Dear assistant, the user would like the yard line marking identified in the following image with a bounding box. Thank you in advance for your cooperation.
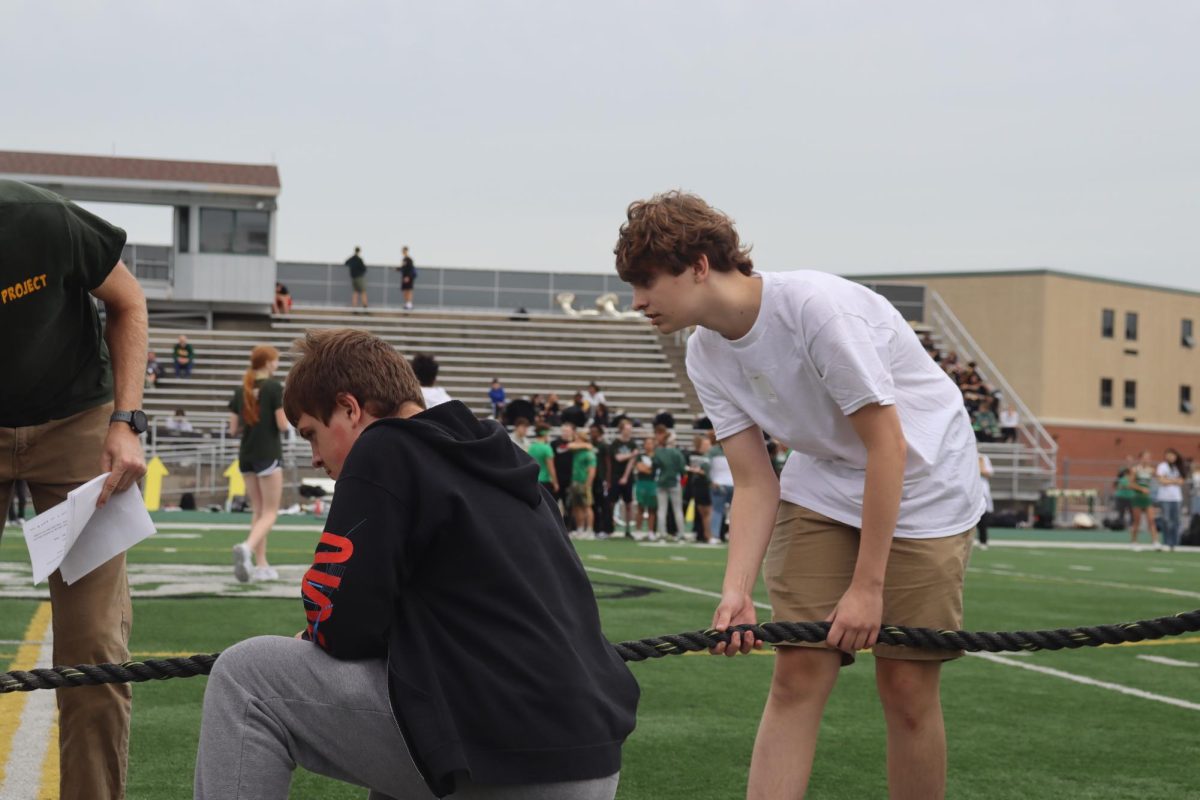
[1148,567,1175,574]
[1137,655,1199,668]
[1068,565,1094,572]
[972,653,1200,712]
[0,602,56,799]
[585,554,608,560]
[584,566,772,611]
[968,567,1200,600]
[669,556,688,562]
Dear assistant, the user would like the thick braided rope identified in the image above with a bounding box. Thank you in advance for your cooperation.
[3,610,1198,692]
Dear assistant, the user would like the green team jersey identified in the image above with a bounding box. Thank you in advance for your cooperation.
[572,448,597,485]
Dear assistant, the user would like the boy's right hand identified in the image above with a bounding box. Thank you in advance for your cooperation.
[710,590,762,657]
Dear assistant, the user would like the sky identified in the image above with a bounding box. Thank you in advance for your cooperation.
[5,1,1199,289]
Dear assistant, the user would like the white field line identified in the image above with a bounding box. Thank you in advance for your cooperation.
[972,653,1200,712]
[968,567,1200,601]
[1137,655,1199,668]
[987,541,1200,554]
[589,565,1200,713]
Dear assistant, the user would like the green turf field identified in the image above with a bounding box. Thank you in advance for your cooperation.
[2,517,1199,799]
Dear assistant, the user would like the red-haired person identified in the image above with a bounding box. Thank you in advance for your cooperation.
[615,191,982,799]
[228,345,288,581]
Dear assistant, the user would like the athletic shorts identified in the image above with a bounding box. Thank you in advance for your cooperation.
[401,275,415,290]
[609,480,633,504]
[567,482,593,510]
[1132,493,1153,509]
[351,276,366,293]
[764,502,973,666]
[635,481,657,511]
[240,458,281,477]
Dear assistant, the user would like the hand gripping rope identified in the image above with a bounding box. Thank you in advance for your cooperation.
[3,609,1199,693]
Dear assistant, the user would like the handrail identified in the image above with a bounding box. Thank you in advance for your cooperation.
[925,289,1057,477]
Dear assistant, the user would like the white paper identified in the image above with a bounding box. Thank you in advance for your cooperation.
[22,472,156,585]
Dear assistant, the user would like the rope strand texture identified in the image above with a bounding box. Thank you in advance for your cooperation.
[3,610,1197,693]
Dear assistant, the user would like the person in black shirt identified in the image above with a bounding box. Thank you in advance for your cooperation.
[195,329,637,799]
[398,245,417,310]
[346,246,368,308]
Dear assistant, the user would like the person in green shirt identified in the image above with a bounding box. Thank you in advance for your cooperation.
[228,345,288,582]
[173,333,196,378]
[1113,468,1135,531]
[567,428,597,536]
[527,424,559,498]
[652,425,688,541]
[633,438,658,538]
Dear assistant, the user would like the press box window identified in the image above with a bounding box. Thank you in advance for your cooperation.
[1100,378,1113,408]
[1125,312,1138,342]
[1124,380,1137,410]
[1101,309,1114,338]
[199,208,270,255]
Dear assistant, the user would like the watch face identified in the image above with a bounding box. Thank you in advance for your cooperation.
[131,410,149,434]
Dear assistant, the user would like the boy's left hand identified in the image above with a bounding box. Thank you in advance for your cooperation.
[825,585,882,654]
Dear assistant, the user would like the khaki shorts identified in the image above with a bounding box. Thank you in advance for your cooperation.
[567,482,593,510]
[764,502,973,665]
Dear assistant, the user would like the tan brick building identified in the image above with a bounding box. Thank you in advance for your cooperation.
[849,270,1200,488]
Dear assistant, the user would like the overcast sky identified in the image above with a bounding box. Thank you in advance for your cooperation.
[6,1,1199,289]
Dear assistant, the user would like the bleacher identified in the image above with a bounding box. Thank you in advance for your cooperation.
[144,307,696,432]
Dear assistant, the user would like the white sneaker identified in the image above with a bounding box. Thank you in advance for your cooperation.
[978,542,989,550]
[232,544,253,583]
[253,566,280,582]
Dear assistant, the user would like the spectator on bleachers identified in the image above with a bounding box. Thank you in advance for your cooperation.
[972,396,1001,443]
[543,393,562,425]
[530,393,546,421]
[398,246,417,310]
[410,353,452,408]
[165,408,194,435]
[561,393,588,427]
[999,403,1019,444]
[145,350,164,389]
[488,378,506,418]
[592,402,612,429]
[345,246,368,308]
[509,417,531,451]
[272,282,292,315]
[173,334,195,378]
[583,382,607,409]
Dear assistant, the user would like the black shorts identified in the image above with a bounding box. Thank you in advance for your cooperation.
[691,479,712,506]
[401,275,415,290]
[240,458,281,477]
[608,481,633,504]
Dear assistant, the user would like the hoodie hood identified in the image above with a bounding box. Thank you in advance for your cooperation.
[364,400,542,508]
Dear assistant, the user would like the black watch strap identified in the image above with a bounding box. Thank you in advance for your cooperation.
[110,410,148,434]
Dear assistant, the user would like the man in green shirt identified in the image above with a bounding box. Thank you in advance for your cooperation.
[567,428,597,537]
[0,179,149,799]
[652,425,688,542]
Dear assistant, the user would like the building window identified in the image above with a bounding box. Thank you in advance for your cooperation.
[199,208,270,255]
[1101,309,1114,338]
[1100,378,1112,408]
[1124,380,1137,409]
[1184,319,1195,348]
[177,207,190,253]
[1124,312,1138,341]
[1183,385,1194,415]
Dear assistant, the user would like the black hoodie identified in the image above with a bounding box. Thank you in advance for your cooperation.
[301,401,639,797]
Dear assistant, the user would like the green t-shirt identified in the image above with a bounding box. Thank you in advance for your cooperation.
[572,448,597,485]
[229,378,285,462]
[528,440,555,483]
[653,446,687,488]
[0,180,125,426]
[1114,475,1136,500]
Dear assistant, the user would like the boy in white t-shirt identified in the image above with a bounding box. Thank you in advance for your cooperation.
[614,191,983,799]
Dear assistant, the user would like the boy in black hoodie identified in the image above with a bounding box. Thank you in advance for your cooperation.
[194,329,638,800]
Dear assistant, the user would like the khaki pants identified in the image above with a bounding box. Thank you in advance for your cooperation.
[0,401,132,800]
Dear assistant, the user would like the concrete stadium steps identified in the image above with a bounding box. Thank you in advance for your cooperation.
[146,308,699,423]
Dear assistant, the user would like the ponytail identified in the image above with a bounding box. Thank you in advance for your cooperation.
[240,345,280,427]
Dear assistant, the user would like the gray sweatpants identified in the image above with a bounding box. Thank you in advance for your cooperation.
[194,636,620,799]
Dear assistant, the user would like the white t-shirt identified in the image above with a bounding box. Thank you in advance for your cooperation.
[686,270,984,539]
[421,386,453,408]
[1156,462,1183,502]
[979,454,994,514]
[999,408,1019,428]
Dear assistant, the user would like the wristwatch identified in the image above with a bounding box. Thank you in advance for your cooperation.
[110,410,149,434]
